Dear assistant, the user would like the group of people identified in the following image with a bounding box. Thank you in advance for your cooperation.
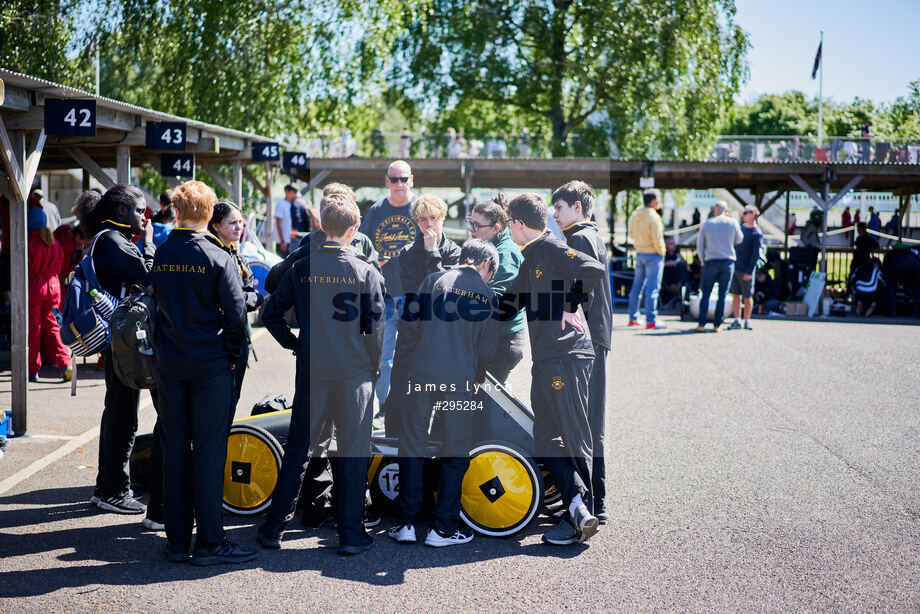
[74,159,612,563]
[254,163,612,555]
[627,190,764,332]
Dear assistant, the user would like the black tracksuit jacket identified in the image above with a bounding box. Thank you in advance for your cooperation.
[562,221,612,351]
[263,229,378,295]
[497,230,606,367]
[398,233,462,295]
[400,266,498,389]
[261,242,386,382]
[92,219,155,297]
[152,229,247,381]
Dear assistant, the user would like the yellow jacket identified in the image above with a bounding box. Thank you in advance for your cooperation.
[629,207,666,256]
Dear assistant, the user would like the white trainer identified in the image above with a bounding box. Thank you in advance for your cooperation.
[386,524,417,543]
[424,528,474,547]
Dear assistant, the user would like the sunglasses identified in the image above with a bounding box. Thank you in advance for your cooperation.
[388,176,410,184]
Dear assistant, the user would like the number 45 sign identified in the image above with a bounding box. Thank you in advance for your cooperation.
[161,153,195,178]
[44,99,96,137]
[252,142,280,162]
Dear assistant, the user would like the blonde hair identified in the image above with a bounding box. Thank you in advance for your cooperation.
[322,182,356,203]
[39,226,54,247]
[173,181,216,225]
[411,194,447,220]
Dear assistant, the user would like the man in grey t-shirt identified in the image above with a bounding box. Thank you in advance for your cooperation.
[695,201,743,332]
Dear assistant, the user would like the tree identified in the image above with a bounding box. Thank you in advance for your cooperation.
[0,1,92,86]
[390,0,749,157]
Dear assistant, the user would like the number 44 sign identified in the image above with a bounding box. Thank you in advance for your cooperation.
[146,121,186,151]
[161,153,195,178]
[44,99,96,137]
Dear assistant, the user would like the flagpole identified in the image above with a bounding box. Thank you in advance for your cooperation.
[817,31,823,148]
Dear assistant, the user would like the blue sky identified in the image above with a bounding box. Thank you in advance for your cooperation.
[734,0,919,104]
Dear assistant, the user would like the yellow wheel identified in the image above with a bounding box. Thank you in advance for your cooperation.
[223,424,283,515]
[460,441,543,537]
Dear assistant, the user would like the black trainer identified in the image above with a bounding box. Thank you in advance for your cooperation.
[257,525,281,550]
[191,539,258,566]
[364,509,381,528]
[96,495,146,515]
[338,534,374,556]
[164,545,190,563]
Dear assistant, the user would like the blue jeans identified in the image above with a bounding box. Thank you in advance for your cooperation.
[628,253,664,323]
[376,294,403,406]
[698,259,734,327]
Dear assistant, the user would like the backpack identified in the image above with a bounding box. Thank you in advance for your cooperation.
[110,285,158,389]
[60,231,119,356]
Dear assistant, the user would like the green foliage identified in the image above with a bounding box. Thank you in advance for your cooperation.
[725,84,920,138]
[391,0,749,158]
[0,1,92,86]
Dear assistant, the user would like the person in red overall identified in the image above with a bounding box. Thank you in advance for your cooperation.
[28,207,72,382]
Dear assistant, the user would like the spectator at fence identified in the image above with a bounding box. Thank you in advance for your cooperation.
[851,222,879,277]
[850,257,884,317]
[691,208,701,227]
[273,184,296,256]
[695,200,743,332]
[660,236,688,307]
[753,270,781,314]
[868,207,881,236]
[885,213,899,235]
[800,210,822,248]
[841,207,853,228]
[627,189,667,329]
[787,214,797,236]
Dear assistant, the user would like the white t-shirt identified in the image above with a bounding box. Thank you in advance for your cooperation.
[273,198,292,244]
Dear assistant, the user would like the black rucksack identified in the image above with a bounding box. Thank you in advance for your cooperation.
[110,286,158,389]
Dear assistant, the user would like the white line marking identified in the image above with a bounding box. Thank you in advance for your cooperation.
[0,397,153,497]
[0,331,273,498]
[28,434,76,441]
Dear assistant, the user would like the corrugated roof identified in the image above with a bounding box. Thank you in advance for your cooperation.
[0,67,274,142]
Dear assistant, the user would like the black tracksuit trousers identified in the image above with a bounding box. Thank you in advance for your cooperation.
[589,345,608,514]
[530,358,594,513]
[392,384,473,536]
[157,368,235,551]
[264,371,372,547]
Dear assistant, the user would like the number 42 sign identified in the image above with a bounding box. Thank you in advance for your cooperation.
[44,99,96,137]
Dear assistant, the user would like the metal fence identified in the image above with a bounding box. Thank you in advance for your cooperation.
[290,131,920,164]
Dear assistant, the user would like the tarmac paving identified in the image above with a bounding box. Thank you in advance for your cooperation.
[0,315,918,612]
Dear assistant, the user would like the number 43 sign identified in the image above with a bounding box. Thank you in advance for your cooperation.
[146,121,187,150]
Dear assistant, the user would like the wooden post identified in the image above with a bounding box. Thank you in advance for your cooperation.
[116,145,131,184]
[0,118,44,435]
[264,162,274,252]
[232,160,243,207]
[784,190,790,250]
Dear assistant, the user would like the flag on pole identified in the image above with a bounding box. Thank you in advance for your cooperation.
[811,41,822,79]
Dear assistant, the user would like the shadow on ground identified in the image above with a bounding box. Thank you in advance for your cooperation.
[0,486,584,596]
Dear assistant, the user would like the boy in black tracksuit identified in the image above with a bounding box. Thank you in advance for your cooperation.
[384,210,462,433]
[553,181,613,520]
[258,197,385,556]
[152,181,253,565]
[262,197,378,526]
[387,240,498,547]
[86,186,155,515]
[498,193,606,545]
